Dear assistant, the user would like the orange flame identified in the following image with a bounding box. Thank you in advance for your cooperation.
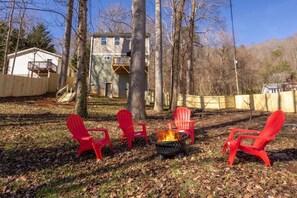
[156,130,181,142]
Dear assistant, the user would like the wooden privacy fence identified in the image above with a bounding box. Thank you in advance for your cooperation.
[0,73,76,97]
[176,91,297,113]
[0,73,48,97]
[148,90,297,113]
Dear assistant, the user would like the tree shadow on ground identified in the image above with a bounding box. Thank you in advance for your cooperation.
[0,113,69,127]
[0,113,120,127]
[1,147,158,197]
[227,148,297,166]
[0,143,83,177]
[193,113,267,143]
[0,136,155,178]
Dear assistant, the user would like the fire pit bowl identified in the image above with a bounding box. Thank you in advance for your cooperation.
[151,132,189,159]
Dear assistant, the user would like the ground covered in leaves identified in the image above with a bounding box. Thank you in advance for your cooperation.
[0,94,296,197]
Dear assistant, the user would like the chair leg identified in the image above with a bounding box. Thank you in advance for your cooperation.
[228,148,238,166]
[78,148,83,156]
[120,134,125,143]
[127,138,132,148]
[92,143,103,160]
[93,148,103,160]
[258,150,271,167]
[190,133,194,144]
[222,142,228,154]
[109,142,115,152]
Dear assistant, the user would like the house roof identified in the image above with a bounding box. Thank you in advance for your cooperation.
[92,32,150,38]
[7,47,62,59]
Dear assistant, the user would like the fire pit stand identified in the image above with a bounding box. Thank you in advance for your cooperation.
[151,132,189,159]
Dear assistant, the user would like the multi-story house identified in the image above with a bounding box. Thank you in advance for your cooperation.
[88,33,150,98]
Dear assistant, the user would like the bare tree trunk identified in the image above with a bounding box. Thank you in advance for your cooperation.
[186,0,196,94]
[11,1,26,75]
[59,0,74,89]
[128,0,146,119]
[75,0,88,118]
[153,0,163,112]
[170,0,185,111]
[2,0,16,74]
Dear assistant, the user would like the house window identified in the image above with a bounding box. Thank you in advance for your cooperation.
[115,36,120,45]
[101,36,107,45]
[103,56,111,62]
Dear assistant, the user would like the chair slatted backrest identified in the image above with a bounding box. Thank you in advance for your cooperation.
[174,107,191,129]
[116,109,135,134]
[253,110,285,149]
[66,114,90,140]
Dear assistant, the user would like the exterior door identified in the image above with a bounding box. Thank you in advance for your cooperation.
[119,74,129,98]
[105,83,112,98]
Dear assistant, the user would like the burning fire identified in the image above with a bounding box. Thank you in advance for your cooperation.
[156,130,181,142]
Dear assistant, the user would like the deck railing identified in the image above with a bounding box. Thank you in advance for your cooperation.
[112,57,130,65]
[28,61,58,73]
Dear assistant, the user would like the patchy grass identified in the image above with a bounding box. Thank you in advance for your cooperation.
[0,95,296,197]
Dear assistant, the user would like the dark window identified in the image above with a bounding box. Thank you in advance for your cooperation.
[115,37,120,45]
[101,36,107,45]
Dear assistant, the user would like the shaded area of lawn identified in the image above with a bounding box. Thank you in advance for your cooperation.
[0,95,296,197]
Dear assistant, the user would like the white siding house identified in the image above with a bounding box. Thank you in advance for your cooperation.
[7,47,62,78]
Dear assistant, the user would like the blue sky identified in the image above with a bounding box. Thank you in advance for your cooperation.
[226,0,297,46]
[96,0,297,46]
[34,0,297,47]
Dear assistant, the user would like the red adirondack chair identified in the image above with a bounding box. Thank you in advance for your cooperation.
[167,107,195,144]
[116,109,148,148]
[66,114,114,160]
[222,110,285,166]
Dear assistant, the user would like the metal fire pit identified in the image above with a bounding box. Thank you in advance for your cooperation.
[151,132,189,159]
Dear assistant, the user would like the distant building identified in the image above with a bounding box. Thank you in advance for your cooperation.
[261,83,297,94]
[261,84,282,94]
[89,33,150,98]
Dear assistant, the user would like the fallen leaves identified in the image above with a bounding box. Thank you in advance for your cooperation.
[0,95,296,197]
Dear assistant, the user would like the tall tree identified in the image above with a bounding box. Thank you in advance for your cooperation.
[75,0,88,118]
[186,0,196,94]
[128,0,146,119]
[154,0,163,112]
[59,0,74,89]
[170,0,186,110]
[11,0,27,75]
[27,23,55,53]
[2,0,16,74]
